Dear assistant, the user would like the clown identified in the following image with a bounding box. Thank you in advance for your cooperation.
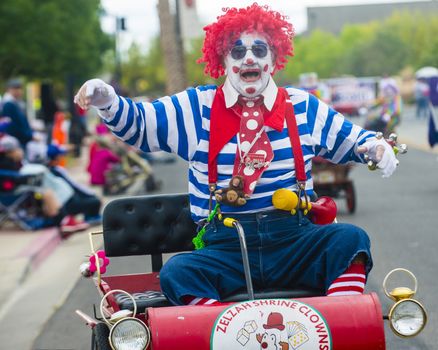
[365,77,402,137]
[75,4,399,306]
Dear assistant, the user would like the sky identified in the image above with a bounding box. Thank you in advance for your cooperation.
[101,0,425,52]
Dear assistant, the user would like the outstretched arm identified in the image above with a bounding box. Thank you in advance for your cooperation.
[74,79,210,161]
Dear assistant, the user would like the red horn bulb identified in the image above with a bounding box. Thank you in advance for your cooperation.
[310,196,337,225]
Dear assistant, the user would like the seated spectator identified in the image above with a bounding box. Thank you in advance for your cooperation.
[2,135,92,234]
[46,144,102,225]
[0,135,60,222]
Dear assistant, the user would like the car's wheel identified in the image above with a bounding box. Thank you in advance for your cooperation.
[345,182,356,214]
[92,322,111,350]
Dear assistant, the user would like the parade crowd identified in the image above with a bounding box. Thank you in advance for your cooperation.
[0,78,160,236]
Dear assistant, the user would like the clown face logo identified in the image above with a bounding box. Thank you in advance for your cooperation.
[224,32,274,98]
[211,299,332,350]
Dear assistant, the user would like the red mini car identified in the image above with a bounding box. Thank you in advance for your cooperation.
[76,193,426,350]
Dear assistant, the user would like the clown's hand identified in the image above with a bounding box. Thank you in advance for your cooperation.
[357,136,399,178]
[74,79,117,111]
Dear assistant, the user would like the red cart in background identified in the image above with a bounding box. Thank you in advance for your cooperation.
[312,157,356,214]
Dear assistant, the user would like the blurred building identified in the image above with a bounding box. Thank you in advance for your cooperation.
[306,0,438,35]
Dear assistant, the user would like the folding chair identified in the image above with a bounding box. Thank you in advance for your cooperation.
[0,170,45,230]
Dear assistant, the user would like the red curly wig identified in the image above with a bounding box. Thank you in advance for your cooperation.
[198,3,295,79]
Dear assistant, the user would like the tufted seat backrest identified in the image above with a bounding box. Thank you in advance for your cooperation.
[102,193,196,271]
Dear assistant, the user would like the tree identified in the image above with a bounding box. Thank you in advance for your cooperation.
[185,38,216,87]
[0,0,112,83]
[120,40,167,97]
[282,30,345,82]
[278,11,438,81]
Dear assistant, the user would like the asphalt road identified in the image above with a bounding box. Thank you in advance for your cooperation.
[33,147,438,350]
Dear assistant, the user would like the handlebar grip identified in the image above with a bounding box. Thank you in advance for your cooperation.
[223,218,237,228]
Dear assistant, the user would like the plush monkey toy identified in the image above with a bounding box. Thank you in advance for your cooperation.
[214,175,249,206]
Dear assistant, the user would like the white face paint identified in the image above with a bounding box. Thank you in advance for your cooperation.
[224,32,274,99]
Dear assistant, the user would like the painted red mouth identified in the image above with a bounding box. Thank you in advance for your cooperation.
[240,68,261,82]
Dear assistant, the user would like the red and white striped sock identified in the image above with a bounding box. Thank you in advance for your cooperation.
[327,263,366,297]
[182,295,222,305]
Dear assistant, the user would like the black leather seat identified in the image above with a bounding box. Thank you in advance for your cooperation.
[102,193,324,310]
[114,291,171,310]
[103,193,196,272]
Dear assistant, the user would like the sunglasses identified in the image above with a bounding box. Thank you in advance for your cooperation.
[230,44,268,60]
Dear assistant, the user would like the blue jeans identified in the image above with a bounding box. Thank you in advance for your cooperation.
[159,210,372,305]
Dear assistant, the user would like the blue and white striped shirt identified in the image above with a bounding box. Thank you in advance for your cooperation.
[99,85,374,222]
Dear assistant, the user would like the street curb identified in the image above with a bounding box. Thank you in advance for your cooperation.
[16,227,62,283]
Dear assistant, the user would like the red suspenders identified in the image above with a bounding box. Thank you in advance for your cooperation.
[284,98,307,184]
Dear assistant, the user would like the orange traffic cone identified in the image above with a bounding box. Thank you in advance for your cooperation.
[52,111,67,167]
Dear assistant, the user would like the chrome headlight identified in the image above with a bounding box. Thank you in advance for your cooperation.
[389,299,427,338]
[109,317,150,350]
